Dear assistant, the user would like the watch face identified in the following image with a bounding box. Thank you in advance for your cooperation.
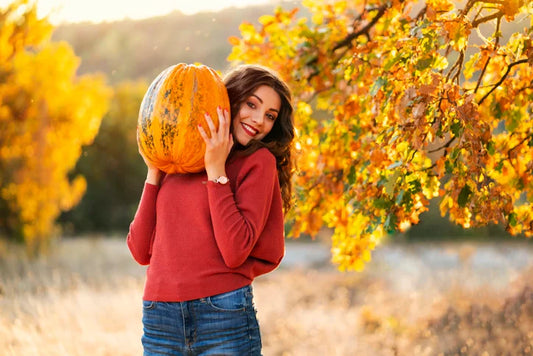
[217,176,229,184]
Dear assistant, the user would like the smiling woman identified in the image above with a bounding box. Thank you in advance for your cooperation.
[127,64,295,355]
[0,0,272,23]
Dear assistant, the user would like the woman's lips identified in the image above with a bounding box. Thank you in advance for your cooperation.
[241,122,258,137]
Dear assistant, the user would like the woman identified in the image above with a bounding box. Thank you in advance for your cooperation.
[127,64,294,355]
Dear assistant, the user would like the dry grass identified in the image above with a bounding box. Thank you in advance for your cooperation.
[1,236,532,356]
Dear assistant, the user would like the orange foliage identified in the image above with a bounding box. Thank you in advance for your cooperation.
[0,1,111,251]
[228,0,533,270]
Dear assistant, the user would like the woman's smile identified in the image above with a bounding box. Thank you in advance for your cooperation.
[232,85,281,146]
[241,122,259,137]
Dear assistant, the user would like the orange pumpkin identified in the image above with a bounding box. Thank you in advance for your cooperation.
[137,63,230,174]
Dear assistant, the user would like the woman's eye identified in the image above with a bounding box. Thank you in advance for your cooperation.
[266,113,276,121]
[246,102,255,109]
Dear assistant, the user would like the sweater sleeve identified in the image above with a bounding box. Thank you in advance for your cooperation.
[127,183,159,265]
[206,149,279,269]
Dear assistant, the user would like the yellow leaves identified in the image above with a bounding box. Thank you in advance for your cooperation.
[228,36,240,46]
[228,0,533,271]
[331,213,379,271]
[426,0,454,21]
[0,3,111,249]
[502,0,524,21]
[333,1,347,15]
[294,101,313,128]
[443,18,471,51]
[238,22,263,44]
[312,12,324,25]
[258,14,276,26]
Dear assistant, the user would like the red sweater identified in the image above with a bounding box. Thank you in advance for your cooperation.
[127,148,285,301]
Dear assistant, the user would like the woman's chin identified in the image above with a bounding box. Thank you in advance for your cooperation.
[234,133,252,146]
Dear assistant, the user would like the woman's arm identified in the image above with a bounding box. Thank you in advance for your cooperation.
[199,108,283,269]
[127,150,162,265]
[206,149,280,268]
[126,182,159,265]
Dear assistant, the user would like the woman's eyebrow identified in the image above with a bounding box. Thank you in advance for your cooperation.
[251,94,263,103]
[251,94,279,113]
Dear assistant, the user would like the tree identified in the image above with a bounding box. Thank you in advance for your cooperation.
[59,81,148,233]
[228,0,533,270]
[0,0,111,251]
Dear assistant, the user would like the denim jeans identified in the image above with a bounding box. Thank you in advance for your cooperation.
[141,285,262,355]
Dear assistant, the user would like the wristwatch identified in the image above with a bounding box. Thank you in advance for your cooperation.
[212,176,229,184]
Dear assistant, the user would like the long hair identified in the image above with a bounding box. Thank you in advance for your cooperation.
[224,65,295,212]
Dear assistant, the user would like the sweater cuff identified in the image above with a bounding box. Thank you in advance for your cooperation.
[205,181,232,190]
[143,182,160,196]
[145,181,159,188]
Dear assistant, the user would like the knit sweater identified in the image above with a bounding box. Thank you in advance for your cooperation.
[127,148,285,301]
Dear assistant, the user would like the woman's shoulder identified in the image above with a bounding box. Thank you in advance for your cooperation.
[229,147,276,174]
[250,147,275,162]
[240,147,275,167]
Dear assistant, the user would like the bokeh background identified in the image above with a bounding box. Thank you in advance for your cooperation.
[1,0,532,355]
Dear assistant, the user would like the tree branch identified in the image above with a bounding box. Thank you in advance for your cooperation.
[428,136,456,153]
[472,10,502,28]
[475,16,501,93]
[478,59,529,105]
[332,3,389,52]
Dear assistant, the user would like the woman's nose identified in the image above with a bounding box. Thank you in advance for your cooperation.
[251,112,264,126]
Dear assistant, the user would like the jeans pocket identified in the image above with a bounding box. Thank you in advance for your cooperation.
[142,300,156,310]
[206,286,249,312]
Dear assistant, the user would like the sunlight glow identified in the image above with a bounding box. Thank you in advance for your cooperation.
[0,0,275,24]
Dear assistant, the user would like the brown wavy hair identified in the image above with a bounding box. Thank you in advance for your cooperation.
[224,64,295,212]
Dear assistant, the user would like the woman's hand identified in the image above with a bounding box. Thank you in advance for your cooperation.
[138,147,163,185]
[198,107,234,181]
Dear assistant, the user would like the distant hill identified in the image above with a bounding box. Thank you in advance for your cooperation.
[52,3,300,83]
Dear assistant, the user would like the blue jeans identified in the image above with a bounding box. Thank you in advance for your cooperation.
[141,285,262,355]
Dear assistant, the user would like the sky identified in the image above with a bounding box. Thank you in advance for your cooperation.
[0,0,276,24]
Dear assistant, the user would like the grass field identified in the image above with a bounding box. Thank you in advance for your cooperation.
[1,236,532,355]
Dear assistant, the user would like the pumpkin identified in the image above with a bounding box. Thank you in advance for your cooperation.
[137,63,230,174]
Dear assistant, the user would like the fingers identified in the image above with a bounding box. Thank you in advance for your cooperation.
[198,124,210,145]
[228,133,234,152]
[220,107,231,139]
[198,107,233,147]
[204,112,217,137]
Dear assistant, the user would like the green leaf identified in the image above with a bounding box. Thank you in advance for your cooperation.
[384,213,397,234]
[370,77,387,97]
[347,165,356,185]
[395,189,405,205]
[458,185,472,208]
[402,191,413,211]
[450,121,462,136]
[508,212,518,227]
[416,56,433,71]
[450,147,461,160]
[373,197,393,209]
[486,140,495,155]
[384,171,400,197]
[492,101,503,119]
[445,160,454,174]
[384,54,400,71]
[506,110,521,132]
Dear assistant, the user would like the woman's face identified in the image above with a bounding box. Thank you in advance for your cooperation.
[232,85,281,146]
